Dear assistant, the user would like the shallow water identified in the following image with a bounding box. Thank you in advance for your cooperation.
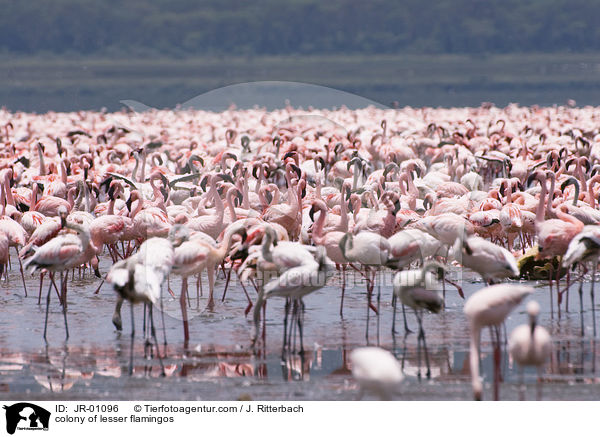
[1,253,600,401]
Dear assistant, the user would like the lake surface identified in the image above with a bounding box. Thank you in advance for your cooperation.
[1,252,599,401]
[3,54,600,112]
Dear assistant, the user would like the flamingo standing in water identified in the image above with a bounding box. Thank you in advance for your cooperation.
[339,231,390,340]
[464,283,533,400]
[107,225,188,375]
[529,170,583,315]
[252,246,334,355]
[23,209,97,342]
[508,301,551,400]
[562,225,600,336]
[392,261,445,379]
[310,199,348,316]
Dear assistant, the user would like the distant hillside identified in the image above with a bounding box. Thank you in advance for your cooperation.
[1,0,599,56]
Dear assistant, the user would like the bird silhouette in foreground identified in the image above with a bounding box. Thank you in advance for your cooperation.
[350,346,404,400]
[508,300,551,400]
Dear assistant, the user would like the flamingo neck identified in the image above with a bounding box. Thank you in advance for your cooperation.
[139,149,147,183]
[0,184,5,216]
[588,176,600,209]
[576,162,587,193]
[132,153,140,183]
[37,145,46,176]
[242,177,250,209]
[535,177,547,223]
[3,175,15,207]
[505,182,513,204]
[130,195,144,219]
[545,175,556,217]
[226,189,237,222]
[339,187,348,232]
[469,326,482,401]
[108,196,115,216]
[313,204,327,240]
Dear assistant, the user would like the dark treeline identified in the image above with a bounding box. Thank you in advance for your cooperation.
[2,0,599,56]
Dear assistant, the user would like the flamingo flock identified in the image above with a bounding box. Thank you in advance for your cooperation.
[2,102,600,399]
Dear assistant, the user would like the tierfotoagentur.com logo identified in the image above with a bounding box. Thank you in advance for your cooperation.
[3,403,50,434]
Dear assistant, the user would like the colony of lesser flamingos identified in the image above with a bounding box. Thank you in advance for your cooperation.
[1,103,600,400]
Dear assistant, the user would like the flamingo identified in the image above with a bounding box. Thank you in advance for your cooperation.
[339,230,390,339]
[107,226,187,375]
[251,246,334,354]
[453,235,519,283]
[464,283,533,400]
[562,225,600,336]
[508,301,551,400]
[309,199,348,316]
[530,170,584,314]
[23,209,98,342]
[392,261,445,378]
[350,347,404,400]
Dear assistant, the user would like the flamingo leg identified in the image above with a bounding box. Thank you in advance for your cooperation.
[159,285,168,354]
[43,278,53,343]
[591,263,597,338]
[233,268,253,316]
[93,277,105,295]
[339,264,346,318]
[402,303,412,334]
[221,265,233,302]
[282,298,291,359]
[548,272,554,318]
[493,325,501,401]
[298,299,305,355]
[17,255,27,297]
[376,273,381,347]
[416,311,422,380]
[149,304,166,376]
[60,272,69,340]
[37,271,45,305]
[417,310,431,379]
[180,277,190,347]
[391,294,397,335]
[365,269,371,344]
[48,273,61,303]
[206,264,216,310]
[556,261,562,319]
[112,296,124,331]
[578,278,585,337]
[129,302,135,376]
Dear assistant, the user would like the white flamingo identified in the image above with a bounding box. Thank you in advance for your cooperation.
[251,246,334,354]
[464,283,533,400]
[508,301,551,400]
[350,347,404,400]
[107,225,187,375]
[453,235,519,283]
